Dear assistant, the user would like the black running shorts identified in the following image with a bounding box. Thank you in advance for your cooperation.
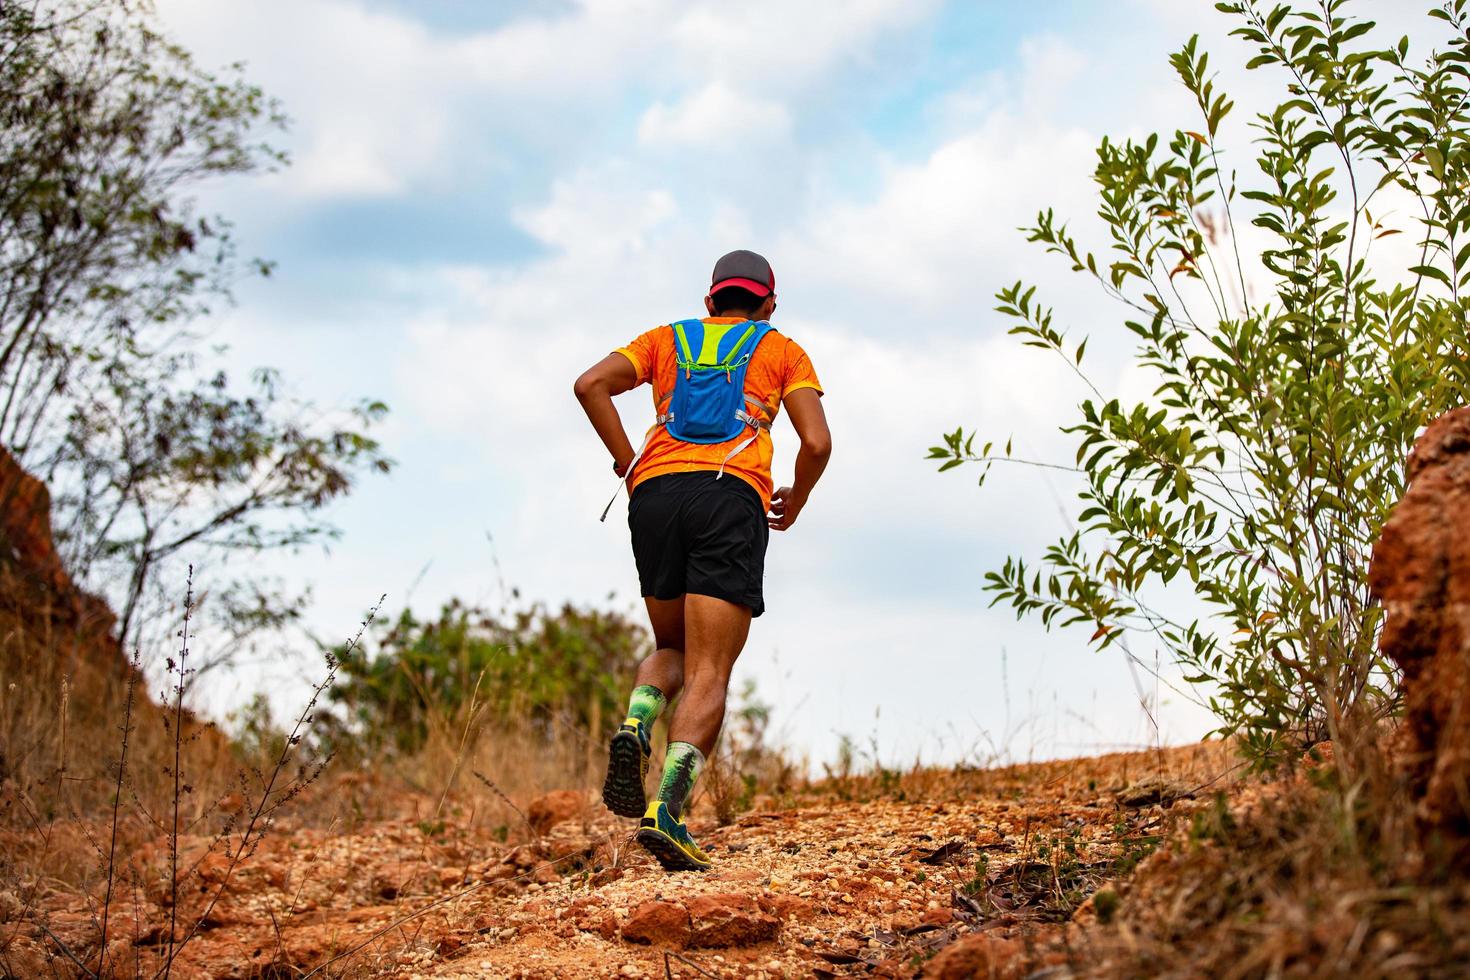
[628,471,768,617]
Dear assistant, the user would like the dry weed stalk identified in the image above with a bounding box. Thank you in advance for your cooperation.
[471,770,536,843]
[157,591,388,974]
[95,649,141,973]
[162,566,196,975]
[1,582,390,978]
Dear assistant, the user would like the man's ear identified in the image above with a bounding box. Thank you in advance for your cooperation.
[758,295,777,320]
[705,295,717,316]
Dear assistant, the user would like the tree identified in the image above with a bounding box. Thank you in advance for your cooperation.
[1,0,391,654]
[933,0,1470,768]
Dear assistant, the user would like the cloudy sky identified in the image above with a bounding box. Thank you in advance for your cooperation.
[148,0,1426,766]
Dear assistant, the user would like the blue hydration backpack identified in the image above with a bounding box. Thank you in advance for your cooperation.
[600,318,777,521]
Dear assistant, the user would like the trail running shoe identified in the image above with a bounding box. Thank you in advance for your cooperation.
[602,719,651,818]
[635,800,711,872]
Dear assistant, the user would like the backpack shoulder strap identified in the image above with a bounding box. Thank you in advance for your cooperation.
[745,319,778,355]
[670,319,704,367]
[713,321,782,481]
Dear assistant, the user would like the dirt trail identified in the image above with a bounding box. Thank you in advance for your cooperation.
[16,743,1235,979]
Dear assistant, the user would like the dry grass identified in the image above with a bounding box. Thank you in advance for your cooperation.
[324,717,607,837]
[1063,736,1470,978]
[0,568,237,851]
[0,570,370,976]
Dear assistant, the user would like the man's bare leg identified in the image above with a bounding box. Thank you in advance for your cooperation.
[604,597,687,817]
[634,596,686,698]
[635,593,752,870]
[667,594,752,756]
[648,593,751,823]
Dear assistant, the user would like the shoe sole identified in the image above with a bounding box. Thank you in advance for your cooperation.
[635,826,711,872]
[602,730,647,818]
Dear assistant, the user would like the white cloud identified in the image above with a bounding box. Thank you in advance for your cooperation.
[514,171,677,254]
[292,136,403,197]
[156,0,932,204]
[638,84,791,146]
[156,0,462,200]
[667,0,938,91]
[776,120,1103,339]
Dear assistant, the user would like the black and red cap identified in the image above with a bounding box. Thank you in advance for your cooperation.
[710,249,775,299]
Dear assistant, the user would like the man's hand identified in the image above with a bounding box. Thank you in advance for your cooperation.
[768,486,807,531]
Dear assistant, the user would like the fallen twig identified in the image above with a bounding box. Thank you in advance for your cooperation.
[664,949,724,978]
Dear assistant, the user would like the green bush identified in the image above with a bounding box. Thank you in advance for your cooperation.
[934,0,1470,768]
[324,600,648,757]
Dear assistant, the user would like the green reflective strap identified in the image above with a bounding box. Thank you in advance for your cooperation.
[720,323,758,367]
[673,322,696,366]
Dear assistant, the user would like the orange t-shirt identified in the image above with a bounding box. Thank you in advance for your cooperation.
[615,318,823,510]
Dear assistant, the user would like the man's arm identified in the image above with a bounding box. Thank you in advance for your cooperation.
[574,353,641,475]
[769,387,831,531]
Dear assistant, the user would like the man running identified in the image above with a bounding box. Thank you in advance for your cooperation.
[573,249,831,871]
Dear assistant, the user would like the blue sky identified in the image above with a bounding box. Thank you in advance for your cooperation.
[148,0,1432,765]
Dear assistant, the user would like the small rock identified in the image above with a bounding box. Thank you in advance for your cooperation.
[527,790,584,833]
[477,858,520,883]
[756,893,815,922]
[686,893,780,948]
[1114,775,1194,808]
[501,845,539,870]
[371,861,436,900]
[591,866,624,887]
[197,849,233,885]
[923,935,1024,979]
[621,901,691,947]
[258,861,288,889]
[920,907,953,926]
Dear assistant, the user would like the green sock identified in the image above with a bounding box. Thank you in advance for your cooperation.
[657,741,705,820]
[625,684,667,729]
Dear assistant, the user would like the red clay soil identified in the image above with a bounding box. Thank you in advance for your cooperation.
[0,444,126,672]
[1371,405,1470,853]
[6,743,1235,978]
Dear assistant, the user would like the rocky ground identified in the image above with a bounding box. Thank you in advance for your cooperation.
[7,741,1238,979]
